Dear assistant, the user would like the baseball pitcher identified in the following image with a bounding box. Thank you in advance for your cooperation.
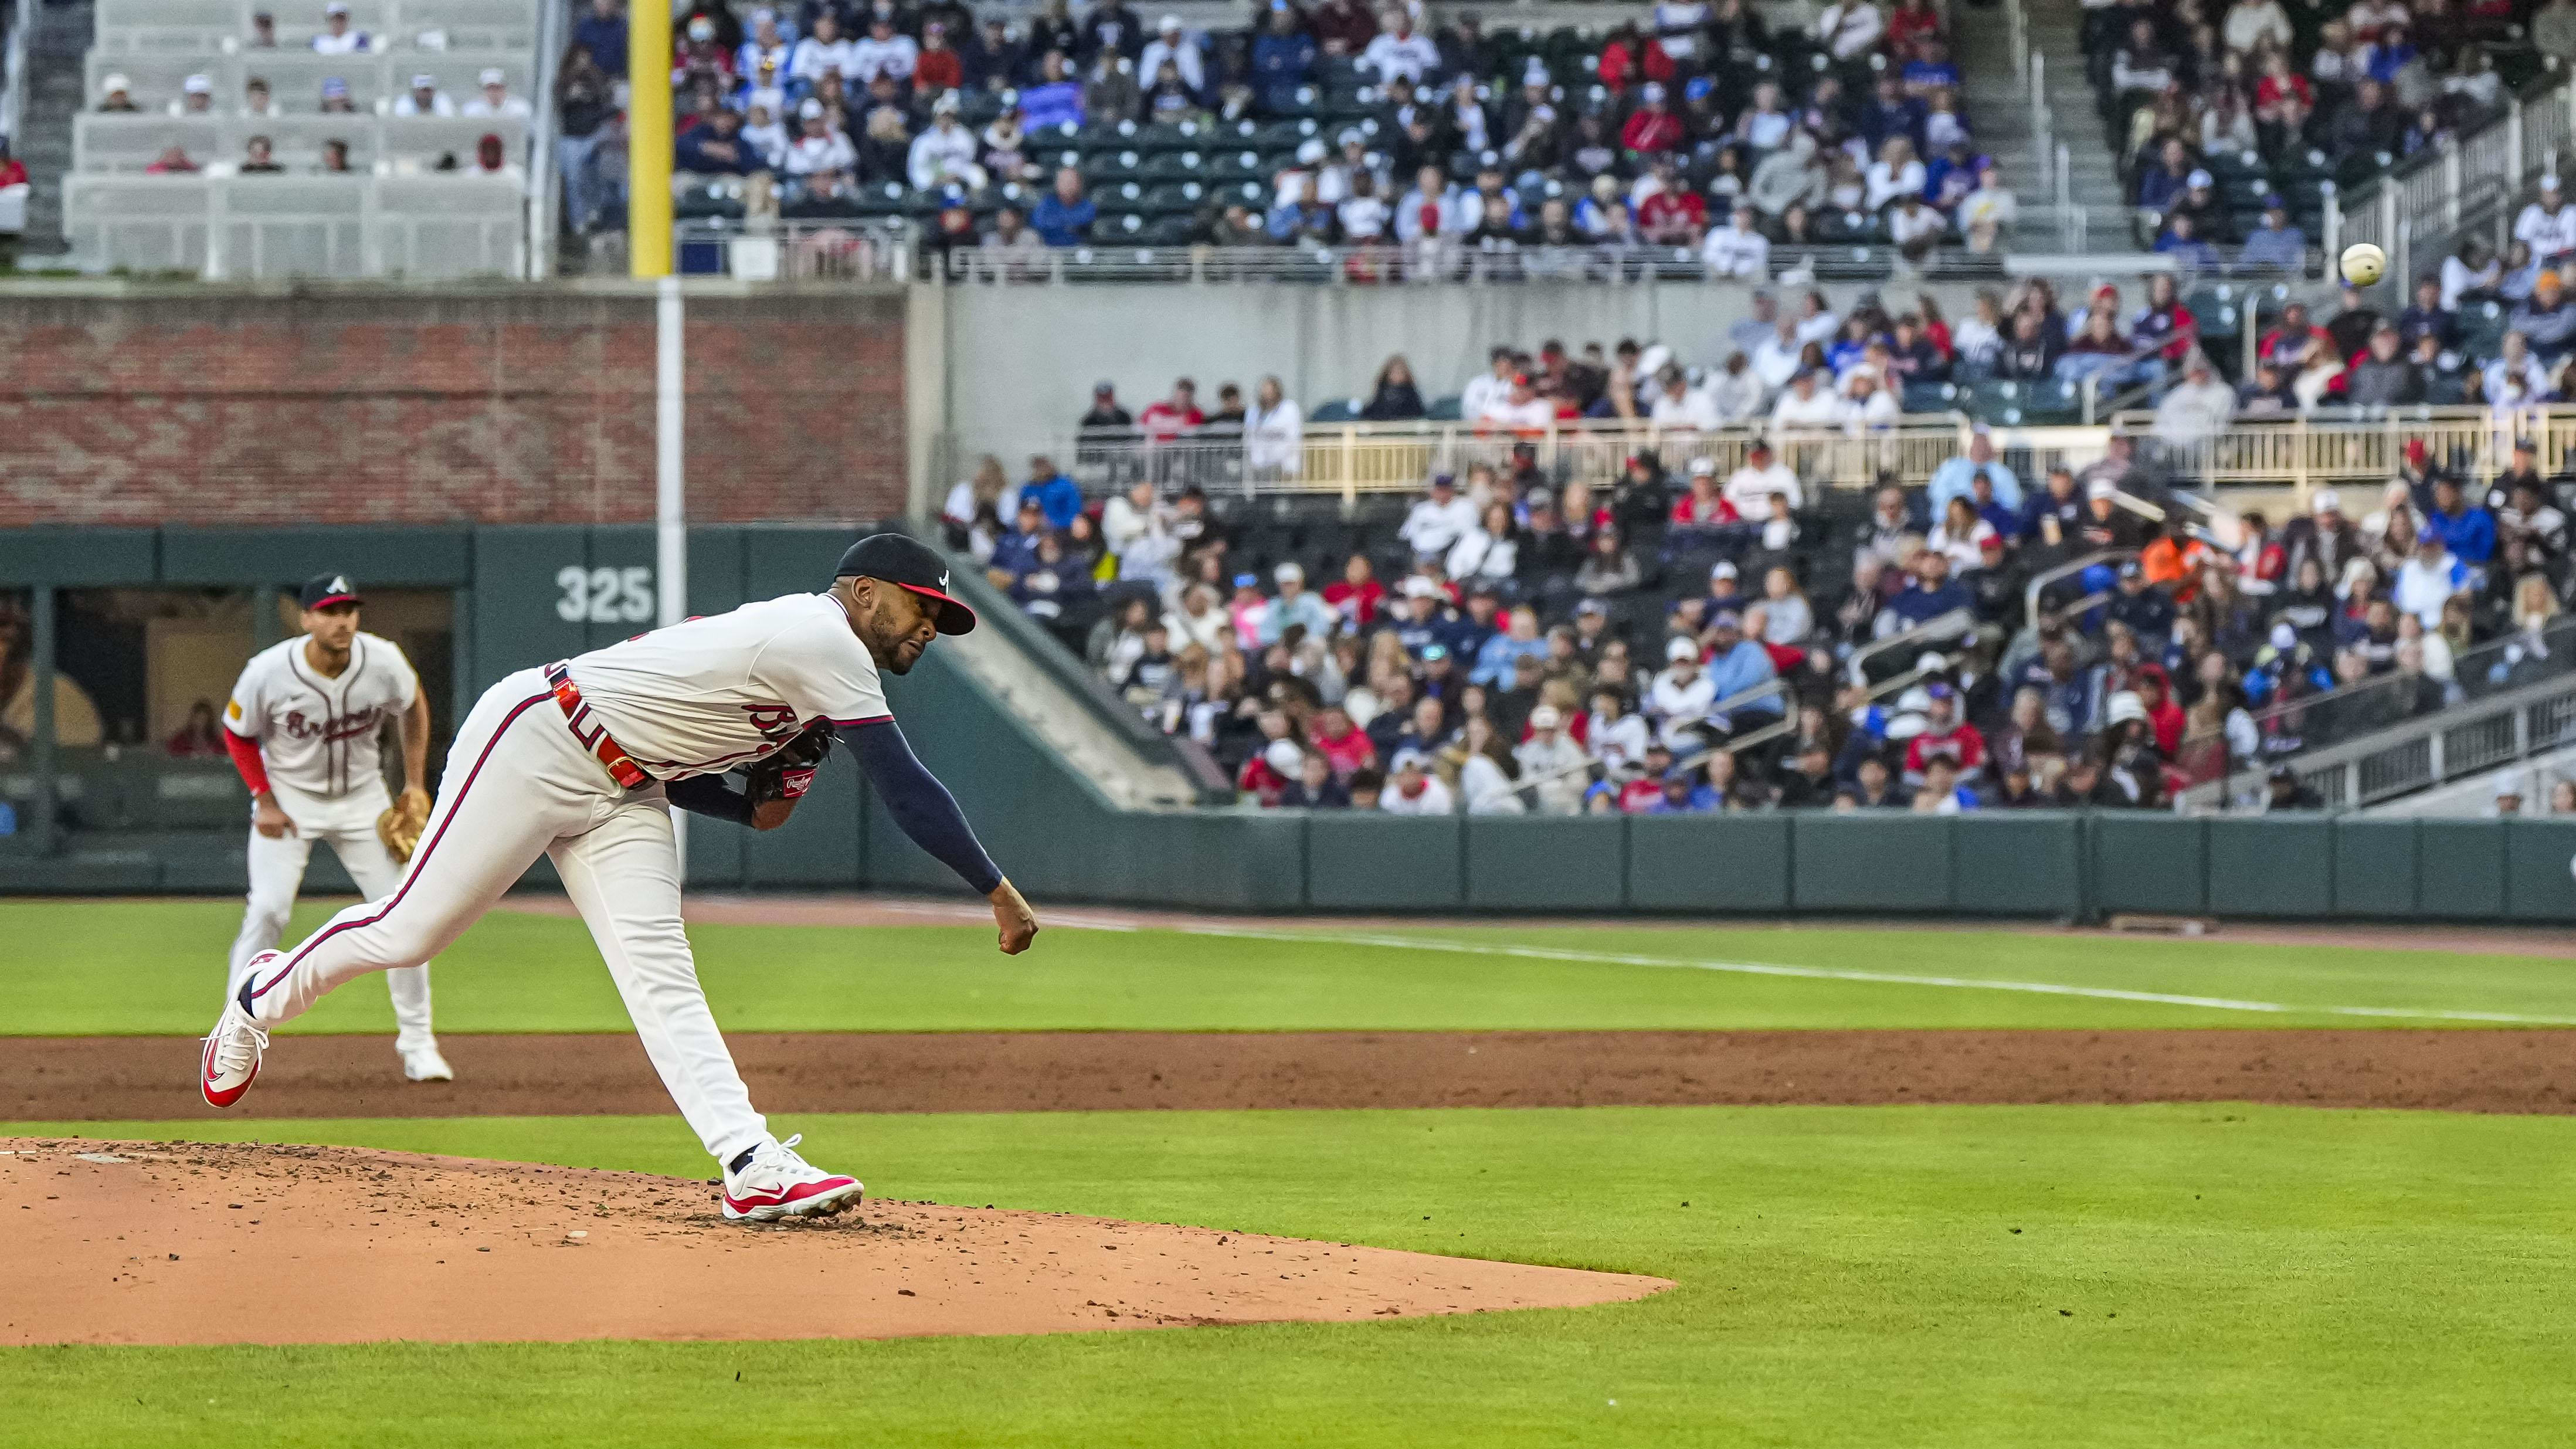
[201,535,1040,1222]
[220,572,449,1082]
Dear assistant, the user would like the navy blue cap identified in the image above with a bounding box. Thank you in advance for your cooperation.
[834,533,976,634]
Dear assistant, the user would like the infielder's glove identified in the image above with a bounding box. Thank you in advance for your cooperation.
[741,723,833,830]
[376,786,432,864]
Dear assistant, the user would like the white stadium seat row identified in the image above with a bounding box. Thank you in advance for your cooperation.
[87,52,536,110]
[77,113,531,173]
[93,0,539,55]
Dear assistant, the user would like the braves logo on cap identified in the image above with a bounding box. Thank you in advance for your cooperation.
[833,534,977,636]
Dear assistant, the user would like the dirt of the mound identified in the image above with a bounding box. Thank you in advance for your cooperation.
[0,1138,1668,1347]
[15,1028,2576,1122]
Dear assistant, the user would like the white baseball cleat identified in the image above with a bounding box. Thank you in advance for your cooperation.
[401,1045,456,1082]
[721,1134,864,1222]
[200,978,271,1109]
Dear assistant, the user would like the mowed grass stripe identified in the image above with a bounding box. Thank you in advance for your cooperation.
[12,899,2576,1035]
[8,1105,2576,1447]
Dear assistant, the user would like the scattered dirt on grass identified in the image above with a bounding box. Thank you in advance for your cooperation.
[16,1029,2576,1122]
[0,1138,1668,1346]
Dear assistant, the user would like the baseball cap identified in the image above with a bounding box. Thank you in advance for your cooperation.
[2186,168,2211,188]
[324,0,349,12]
[1391,747,1430,772]
[833,532,976,634]
[1666,636,1700,662]
[1689,457,1718,477]
[2311,487,2342,515]
[1274,561,1305,585]
[1401,576,1440,599]
[798,97,824,119]
[1529,704,1562,731]
[410,72,437,89]
[1710,559,1739,580]
[183,73,213,94]
[1576,598,1608,617]
[1421,643,1451,663]
[298,572,362,610]
[2086,478,2117,500]
[1710,608,1743,630]
[1429,471,1456,490]
[478,66,506,86]
[1264,739,1304,776]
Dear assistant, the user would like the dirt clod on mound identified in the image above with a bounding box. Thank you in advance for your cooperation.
[0,1138,1668,1347]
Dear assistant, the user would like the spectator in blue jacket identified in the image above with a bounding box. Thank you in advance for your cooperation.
[1886,550,1973,630]
[1703,610,1785,723]
[983,497,1050,586]
[1019,454,1085,530]
[2239,198,2307,272]
[1251,2,1316,113]
[2423,477,2497,568]
[676,105,763,174]
[1471,604,1547,686]
[573,0,629,77]
[1019,51,1086,130]
[1030,166,1098,245]
[1927,426,2023,513]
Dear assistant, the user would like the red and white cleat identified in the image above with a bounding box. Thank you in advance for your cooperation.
[721,1134,864,1222]
[200,976,271,1109]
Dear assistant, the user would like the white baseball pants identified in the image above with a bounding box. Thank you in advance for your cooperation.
[239,667,769,1166]
[226,781,436,1056]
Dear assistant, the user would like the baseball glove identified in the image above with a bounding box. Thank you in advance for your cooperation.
[376,786,432,864]
[742,723,833,830]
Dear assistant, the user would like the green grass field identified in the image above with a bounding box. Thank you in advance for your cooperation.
[9,898,2576,1034]
[8,897,2576,1445]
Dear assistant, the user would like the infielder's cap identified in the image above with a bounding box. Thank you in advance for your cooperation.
[834,532,976,634]
[298,572,361,609]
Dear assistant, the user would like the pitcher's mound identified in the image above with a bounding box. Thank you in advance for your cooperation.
[0,1139,1668,1346]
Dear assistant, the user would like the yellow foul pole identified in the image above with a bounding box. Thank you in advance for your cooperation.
[628,0,673,276]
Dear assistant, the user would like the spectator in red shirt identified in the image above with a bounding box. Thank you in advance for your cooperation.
[1635,158,1705,242]
[1239,737,1304,806]
[914,20,964,92]
[1618,743,1678,810]
[1597,22,1674,93]
[1620,82,1686,154]
[0,137,26,191]
[165,699,227,757]
[2133,663,2186,756]
[1309,704,1377,778]
[1323,552,1385,630]
[1903,683,1987,783]
[1137,378,1204,441]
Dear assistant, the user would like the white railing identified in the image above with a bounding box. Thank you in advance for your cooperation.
[1055,415,1982,501]
[2109,403,2576,498]
[66,171,523,277]
[2325,69,2575,289]
[2183,668,2576,813]
[673,218,912,281]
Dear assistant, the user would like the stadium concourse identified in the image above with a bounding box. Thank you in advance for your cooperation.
[944,336,2576,820]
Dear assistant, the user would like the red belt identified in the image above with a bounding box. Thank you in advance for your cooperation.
[544,661,651,789]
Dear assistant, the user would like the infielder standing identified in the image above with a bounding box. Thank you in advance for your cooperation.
[220,573,450,1082]
[201,535,1040,1221]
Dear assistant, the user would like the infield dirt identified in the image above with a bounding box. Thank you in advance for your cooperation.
[14,1029,2576,1119]
[0,1138,1669,1346]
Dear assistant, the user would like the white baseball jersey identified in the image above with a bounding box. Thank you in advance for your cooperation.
[225,633,420,799]
[561,592,890,782]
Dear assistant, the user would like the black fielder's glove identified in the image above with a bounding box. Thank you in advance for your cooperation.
[741,723,833,829]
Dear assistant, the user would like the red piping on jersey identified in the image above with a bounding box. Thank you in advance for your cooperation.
[831,715,893,727]
[222,729,270,796]
[248,690,550,1004]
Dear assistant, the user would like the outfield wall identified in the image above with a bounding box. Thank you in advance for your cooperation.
[8,521,2575,922]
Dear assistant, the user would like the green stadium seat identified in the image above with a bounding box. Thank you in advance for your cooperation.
[1094,211,1151,239]
[2457,299,2510,358]
[1136,120,1211,152]
[1140,215,1199,246]
[1208,148,1270,182]
[1138,181,1208,215]
[1427,394,1464,421]
[1902,380,1961,413]
[1309,398,1366,423]
[1080,150,1148,185]
[1138,149,1208,181]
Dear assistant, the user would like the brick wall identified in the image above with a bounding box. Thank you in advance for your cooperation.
[0,286,908,527]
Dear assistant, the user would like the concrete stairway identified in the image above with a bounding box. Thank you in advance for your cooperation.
[16,2,94,256]
[1954,0,2137,253]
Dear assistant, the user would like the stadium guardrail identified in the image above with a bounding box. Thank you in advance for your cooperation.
[2324,66,2571,293]
[2112,405,2576,497]
[2183,653,2576,814]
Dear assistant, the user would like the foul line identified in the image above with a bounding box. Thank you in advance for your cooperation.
[1152,925,2576,1027]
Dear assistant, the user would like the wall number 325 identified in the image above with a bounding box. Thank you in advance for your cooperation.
[556,565,656,624]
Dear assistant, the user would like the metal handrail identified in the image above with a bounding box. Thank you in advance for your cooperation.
[1845,606,1977,686]
[2182,665,2576,813]
[2022,548,2139,625]
[2078,323,2201,425]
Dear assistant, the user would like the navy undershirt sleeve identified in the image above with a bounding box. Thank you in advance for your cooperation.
[664,773,754,826]
[839,719,1004,895]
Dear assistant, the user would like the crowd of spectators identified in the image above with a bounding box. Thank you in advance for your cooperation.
[651,0,2019,263]
[945,359,2576,813]
[2101,0,2541,257]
